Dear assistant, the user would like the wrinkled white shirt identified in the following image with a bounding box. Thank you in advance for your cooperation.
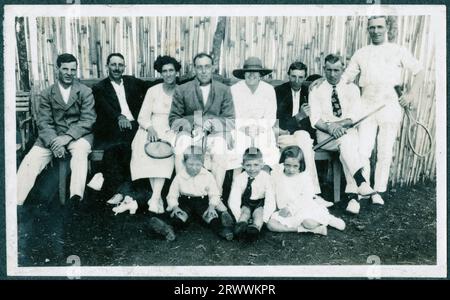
[228,170,276,223]
[166,168,221,211]
[58,82,72,104]
[111,79,135,121]
[343,42,422,88]
[291,88,301,117]
[309,79,362,128]
[231,80,277,130]
[199,84,211,107]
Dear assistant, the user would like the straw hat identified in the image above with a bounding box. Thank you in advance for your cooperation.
[232,57,273,79]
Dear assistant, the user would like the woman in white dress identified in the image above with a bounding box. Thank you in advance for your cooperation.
[130,56,180,214]
[267,146,346,235]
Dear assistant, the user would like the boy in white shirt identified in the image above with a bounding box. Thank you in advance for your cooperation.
[167,146,234,240]
[228,147,276,239]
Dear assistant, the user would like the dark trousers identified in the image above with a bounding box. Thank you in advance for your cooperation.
[170,195,222,234]
[95,122,138,199]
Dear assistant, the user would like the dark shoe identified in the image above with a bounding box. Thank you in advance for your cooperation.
[220,211,234,227]
[246,225,260,240]
[69,195,81,202]
[234,221,248,238]
[218,227,234,241]
[148,217,176,241]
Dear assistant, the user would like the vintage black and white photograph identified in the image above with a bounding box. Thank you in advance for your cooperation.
[3,4,446,278]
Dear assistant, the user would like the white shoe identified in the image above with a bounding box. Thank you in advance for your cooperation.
[328,216,346,231]
[112,196,138,215]
[357,182,375,196]
[147,197,164,214]
[372,193,385,205]
[107,194,123,205]
[346,199,360,214]
[313,195,334,208]
[87,173,104,191]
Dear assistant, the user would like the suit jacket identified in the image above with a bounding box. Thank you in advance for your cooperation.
[92,75,150,146]
[36,81,96,148]
[275,81,315,138]
[169,78,235,133]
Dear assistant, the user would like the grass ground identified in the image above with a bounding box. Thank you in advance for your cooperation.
[17,164,436,267]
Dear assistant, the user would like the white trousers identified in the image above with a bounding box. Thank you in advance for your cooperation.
[17,138,92,205]
[358,88,403,193]
[316,128,366,194]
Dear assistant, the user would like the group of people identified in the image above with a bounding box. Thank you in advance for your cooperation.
[16,16,423,242]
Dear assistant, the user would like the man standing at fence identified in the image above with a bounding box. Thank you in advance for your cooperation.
[274,61,324,202]
[309,54,375,214]
[90,53,149,202]
[17,53,96,205]
[342,16,424,205]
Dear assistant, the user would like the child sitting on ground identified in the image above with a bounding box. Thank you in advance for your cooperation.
[166,146,234,240]
[228,147,276,239]
[267,146,346,235]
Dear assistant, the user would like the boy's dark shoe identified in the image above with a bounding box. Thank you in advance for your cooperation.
[148,217,176,241]
[220,211,234,227]
[219,227,234,241]
[246,224,260,240]
[234,221,248,238]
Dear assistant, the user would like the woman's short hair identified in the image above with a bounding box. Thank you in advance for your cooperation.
[154,55,181,73]
[279,146,306,172]
[183,146,204,163]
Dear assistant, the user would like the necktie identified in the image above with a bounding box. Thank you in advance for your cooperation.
[331,85,342,117]
[242,177,255,201]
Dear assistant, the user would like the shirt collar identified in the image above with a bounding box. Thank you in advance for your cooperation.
[179,167,209,179]
[58,81,72,92]
[110,78,124,86]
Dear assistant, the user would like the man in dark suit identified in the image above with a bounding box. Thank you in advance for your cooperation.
[275,61,315,137]
[17,53,96,205]
[90,53,150,200]
[274,62,323,199]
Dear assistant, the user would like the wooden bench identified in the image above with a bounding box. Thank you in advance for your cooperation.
[18,77,343,205]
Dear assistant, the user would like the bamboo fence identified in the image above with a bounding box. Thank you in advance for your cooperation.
[14,15,436,187]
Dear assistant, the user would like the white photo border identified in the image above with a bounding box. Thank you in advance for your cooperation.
[4,4,447,278]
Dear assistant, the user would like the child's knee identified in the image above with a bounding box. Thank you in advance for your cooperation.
[266,219,279,232]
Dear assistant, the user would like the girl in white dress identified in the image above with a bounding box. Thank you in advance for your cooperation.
[130,56,180,214]
[267,146,346,235]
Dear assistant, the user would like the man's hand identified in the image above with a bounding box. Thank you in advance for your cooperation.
[399,92,415,108]
[146,126,159,142]
[50,135,72,152]
[52,146,67,159]
[327,122,347,139]
[118,115,132,131]
[294,103,311,121]
[202,118,214,133]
